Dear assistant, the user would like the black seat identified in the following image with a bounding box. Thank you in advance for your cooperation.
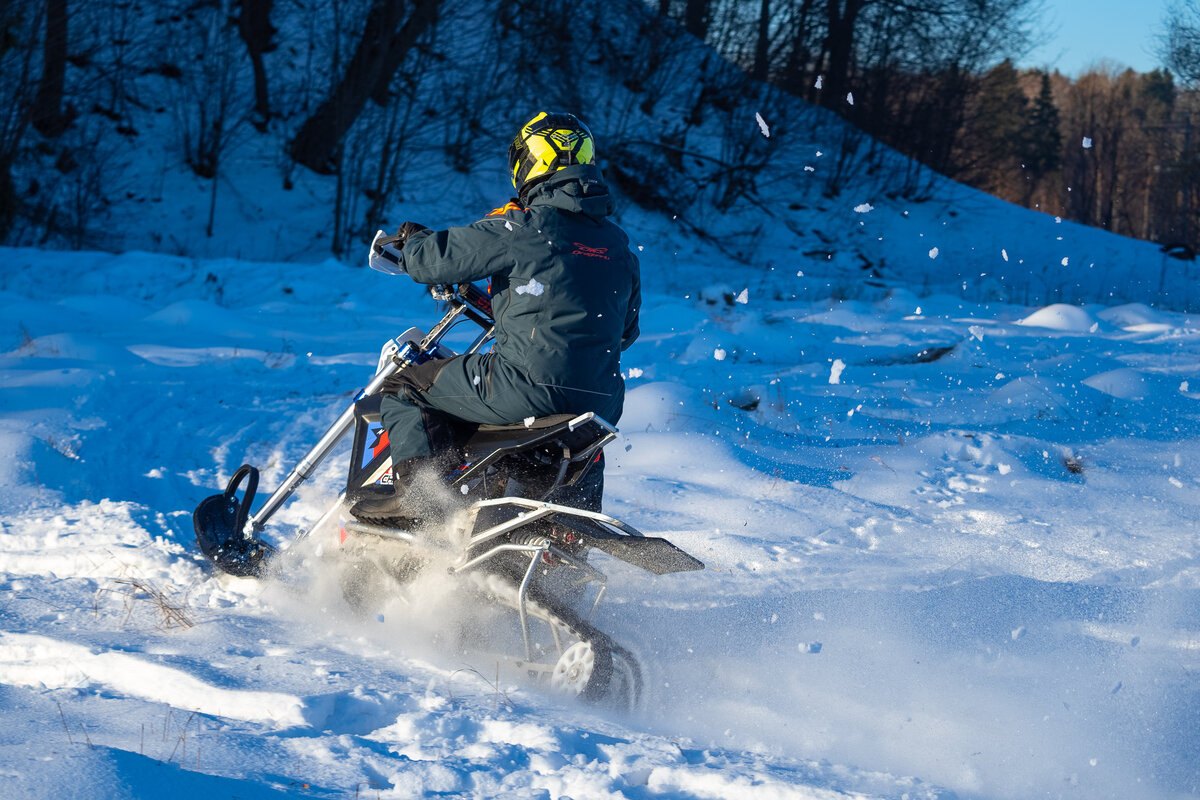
[453,412,616,490]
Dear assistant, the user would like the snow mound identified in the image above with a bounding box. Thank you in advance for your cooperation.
[987,376,1070,417]
[1095,302,1168,328]
[1082,368,1148,400]
[1016,303,1100,332]
[3,333,142,365]
[143,300,274,339]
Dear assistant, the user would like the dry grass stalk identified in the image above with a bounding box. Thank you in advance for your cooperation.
[95,576,194,630]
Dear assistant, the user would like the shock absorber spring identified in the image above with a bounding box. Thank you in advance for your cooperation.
[509,530,550,548]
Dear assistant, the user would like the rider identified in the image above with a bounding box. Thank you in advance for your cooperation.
[350,111,641,523]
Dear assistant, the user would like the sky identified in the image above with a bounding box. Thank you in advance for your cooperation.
[1022,0,1170,76]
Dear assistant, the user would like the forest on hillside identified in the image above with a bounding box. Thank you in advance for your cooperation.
[678,0,1200,257]
[5,0,1200,258]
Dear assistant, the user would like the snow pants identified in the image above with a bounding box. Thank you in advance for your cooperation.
[378,352,622,464]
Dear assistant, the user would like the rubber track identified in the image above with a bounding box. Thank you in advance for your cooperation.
[479,567,645,709]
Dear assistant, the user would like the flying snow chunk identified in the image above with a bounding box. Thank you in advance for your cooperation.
[514,278,545,296]
[627,367,644,378]
[504,220,513,231]
[1001,249,1009,262]
[714,348,727,361]
[829,359,846,385]
[1061,257,1069,267]
[735,288,748,304]
[1082,137,1093,149]
[815,75,824,89]
[929,247,940,259]
[755,112,770,138]
[523,416,535,427]
[854,203,874,213]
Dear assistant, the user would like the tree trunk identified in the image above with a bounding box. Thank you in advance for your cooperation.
[289,0,439,174]
[819,0,863,111]
[752,0,770,81]
[370,0,440,106]
[781,0,815,98]
[236,0,276,132]
[1099,128,1122,231]
[684,0,708,39]
[32,0,74,138]
[0,157,16,240]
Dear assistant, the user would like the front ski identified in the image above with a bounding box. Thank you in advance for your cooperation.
[194,464,274,577]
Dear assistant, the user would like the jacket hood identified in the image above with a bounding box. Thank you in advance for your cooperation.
[522,164,614,220]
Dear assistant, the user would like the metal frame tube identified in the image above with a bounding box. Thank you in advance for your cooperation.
[517,547,544,661]
[246,358,401,533]
[243,289,495,536]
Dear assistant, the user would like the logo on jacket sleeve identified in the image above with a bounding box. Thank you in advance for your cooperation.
[572,243,610,259]
[487,201,523,217]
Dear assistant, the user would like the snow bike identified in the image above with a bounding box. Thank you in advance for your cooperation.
[192,269,703,708]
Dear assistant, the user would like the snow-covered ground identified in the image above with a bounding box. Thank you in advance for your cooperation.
[2,210,1199,799]
[5,0,1200,793]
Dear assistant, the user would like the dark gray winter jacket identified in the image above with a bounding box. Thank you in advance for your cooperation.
[396,164,641,420]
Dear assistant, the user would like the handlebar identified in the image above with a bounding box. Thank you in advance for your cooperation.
[370,230,493,325]
[446,282,494,324]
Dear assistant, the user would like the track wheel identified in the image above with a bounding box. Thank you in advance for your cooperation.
[550,638,613,703]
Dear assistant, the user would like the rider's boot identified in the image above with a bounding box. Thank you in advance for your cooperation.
[348,458,420,525]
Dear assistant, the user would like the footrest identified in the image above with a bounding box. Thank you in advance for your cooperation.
[462,497,705,576]
[580,530,704,576]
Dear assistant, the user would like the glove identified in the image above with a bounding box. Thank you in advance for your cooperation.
[396,221,430,245]
[367,223,430,275]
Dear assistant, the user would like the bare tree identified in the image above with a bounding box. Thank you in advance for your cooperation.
[753,0,771,80]
[170,0,247,237]
[685,0,710,39]
[818,0,865,110]
[235,0,276,131]
[31,0,75,137]
[1161,0,1200,86]
[289,0,440,174]
[0,1,39,240]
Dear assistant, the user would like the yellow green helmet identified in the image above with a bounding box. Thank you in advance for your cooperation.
[507,112,596,194]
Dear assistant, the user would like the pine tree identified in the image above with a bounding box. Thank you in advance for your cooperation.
[958,59,1028,194]
[1020,71,1062,201]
